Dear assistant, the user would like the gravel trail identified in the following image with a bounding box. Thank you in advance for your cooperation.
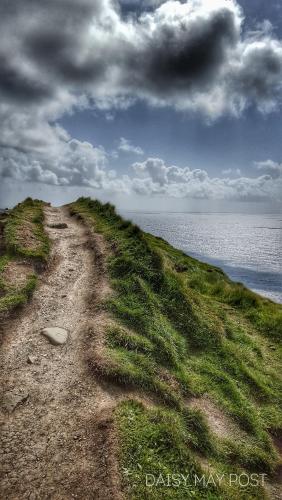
[0,206,121,500]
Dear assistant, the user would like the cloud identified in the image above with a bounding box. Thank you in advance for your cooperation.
[222,168,241,176]
[1,0,282,199]
[1,0,282,117]
[118,137,144,155]
[131,157,282,201]
[254,159,282,179]
[0,118,130,192]
[133,157,166,184]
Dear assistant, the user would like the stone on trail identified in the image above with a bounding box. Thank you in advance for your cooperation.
[27,355,37,364]
[41,327,68,346]
[47,222,68,229]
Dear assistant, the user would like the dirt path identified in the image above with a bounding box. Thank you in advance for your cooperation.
[0,207,121,500]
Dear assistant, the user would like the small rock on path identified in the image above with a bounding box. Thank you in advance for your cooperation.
[27,355,38,364]
[47,222,68,229]
[41,327,68,346]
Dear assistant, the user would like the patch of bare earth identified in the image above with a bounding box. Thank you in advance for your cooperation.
[16,221,43,252]
[2,260,34,289]
[188,397,241,439]
[0,206,123,500]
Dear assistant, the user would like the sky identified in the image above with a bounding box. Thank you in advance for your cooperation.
[0,0,282,211]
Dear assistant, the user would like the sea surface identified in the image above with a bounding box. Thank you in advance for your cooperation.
[121,211,282,304]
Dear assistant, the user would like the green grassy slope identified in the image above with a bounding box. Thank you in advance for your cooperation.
[0,198,49,316]
[71,197,282,499]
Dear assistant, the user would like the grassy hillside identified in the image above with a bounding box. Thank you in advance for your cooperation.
[0,198,49,317]
[70,197,282,500]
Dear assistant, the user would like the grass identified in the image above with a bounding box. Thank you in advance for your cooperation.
[116,400,267,500]
[70,197,282,499]
[4,197,50,260]
[0,198,49,316]
[0,269,37,314]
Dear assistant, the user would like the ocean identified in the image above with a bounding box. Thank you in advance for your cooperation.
[121,211,282,304]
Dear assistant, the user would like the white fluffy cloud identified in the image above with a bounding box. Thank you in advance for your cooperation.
[131,157,282,201]
[222,168,241,176]
[118,137,144,155]
[254,159,282,179]
[0,111,129,192]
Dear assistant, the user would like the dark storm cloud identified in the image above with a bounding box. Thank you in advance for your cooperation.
[0,0,282,113]
[0,0,106,105]
[25,31,106,84]
[0,56,52,103]
[134,8,238,94]
[0,0,99,19]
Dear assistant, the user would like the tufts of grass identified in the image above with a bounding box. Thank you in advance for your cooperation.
[4,197,50,261]
[115,400,267,499]
[70,197,282,498]
[0,272,37,314]
[186,265,282,342]
[0,198,50,317]
[115,400,216,500]
[107,324,154,354]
